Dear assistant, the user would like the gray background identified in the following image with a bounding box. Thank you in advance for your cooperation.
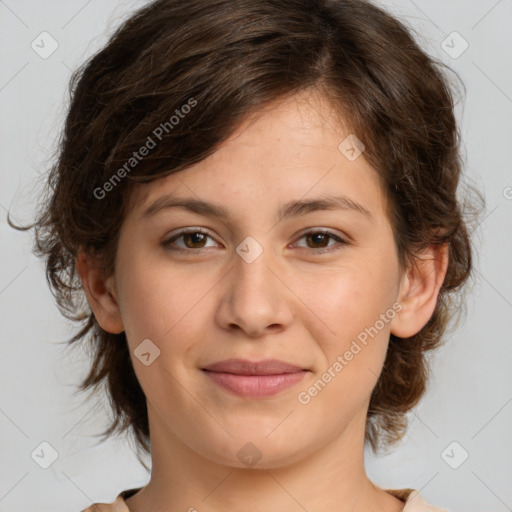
[1,1,511,511]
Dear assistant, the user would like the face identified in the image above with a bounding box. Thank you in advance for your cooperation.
[105,90,406,468]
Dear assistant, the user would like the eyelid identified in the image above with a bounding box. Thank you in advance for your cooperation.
[290,228,350,253]
[163,226,219,244]
[162,226,351,253]
[293,227,350,244]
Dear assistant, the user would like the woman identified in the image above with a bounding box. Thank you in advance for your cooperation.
[13,0,475,510]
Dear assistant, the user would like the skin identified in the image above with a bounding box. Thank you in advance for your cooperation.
[77,89,448,512]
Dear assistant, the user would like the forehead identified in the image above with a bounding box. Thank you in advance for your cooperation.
[125,90,386,220]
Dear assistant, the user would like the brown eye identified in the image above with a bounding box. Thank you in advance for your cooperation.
[294,230,348,254]
[305,232,330,249]
[162,229,217,251]
[182,232,208,249]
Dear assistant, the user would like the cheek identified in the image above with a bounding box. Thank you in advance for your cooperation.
[115,251,223,358]
[114,251,179,345]
[297,260,395,345]
[296,256,400,411]
[294,266,396,418]
[114,255,204,404]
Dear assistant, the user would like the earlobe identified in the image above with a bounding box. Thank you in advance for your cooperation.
[390,243,449,339]
[75,248,124,334]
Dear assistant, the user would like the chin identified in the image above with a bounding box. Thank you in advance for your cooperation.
[197,429,312,470]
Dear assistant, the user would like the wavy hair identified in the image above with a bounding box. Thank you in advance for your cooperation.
[9,0,481,467]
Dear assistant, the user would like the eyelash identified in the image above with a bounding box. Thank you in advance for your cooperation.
[162,227,349,255]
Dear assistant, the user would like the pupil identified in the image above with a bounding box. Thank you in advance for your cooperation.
[187,233,205,247]
[310,233,327,247]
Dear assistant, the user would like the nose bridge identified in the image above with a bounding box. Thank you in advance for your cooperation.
[218,234,293,335]
[233,235,279,304]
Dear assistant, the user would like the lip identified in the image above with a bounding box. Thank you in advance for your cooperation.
[202,358,305,375]
[202,358,309,399]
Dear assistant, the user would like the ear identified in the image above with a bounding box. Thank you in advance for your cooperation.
[390,243,449,338]
[75,248,124,334]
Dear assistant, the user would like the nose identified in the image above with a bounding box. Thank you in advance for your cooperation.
[215,242,295,338]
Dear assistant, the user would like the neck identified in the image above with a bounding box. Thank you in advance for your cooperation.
[125,402,404,512]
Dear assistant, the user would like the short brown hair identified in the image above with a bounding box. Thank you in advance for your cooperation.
[10,0,480,464]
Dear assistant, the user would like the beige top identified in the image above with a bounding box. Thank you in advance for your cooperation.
[80,487,449,511]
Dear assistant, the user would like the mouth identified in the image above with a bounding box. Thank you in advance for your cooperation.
[201,358,309,399]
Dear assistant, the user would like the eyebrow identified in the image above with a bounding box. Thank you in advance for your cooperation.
[141,193,373,222]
